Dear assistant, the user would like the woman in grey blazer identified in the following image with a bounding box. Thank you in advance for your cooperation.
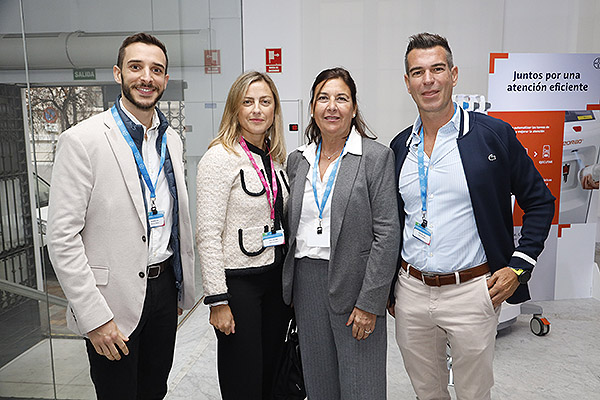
[283,67,400,400]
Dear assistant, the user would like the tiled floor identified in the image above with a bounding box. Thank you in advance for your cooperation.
[0,337,95,399]
[2,297,598,399]
[167,298,600,400]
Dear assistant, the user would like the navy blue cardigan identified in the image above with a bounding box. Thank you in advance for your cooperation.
[114,97,184,295]
[390,108,555,304]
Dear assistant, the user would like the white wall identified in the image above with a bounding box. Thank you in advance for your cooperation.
[242,0,304,150]
[242,0,302,100]
[243,0,600,146]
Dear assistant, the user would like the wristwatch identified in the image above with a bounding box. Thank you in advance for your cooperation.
[509,267,532,284]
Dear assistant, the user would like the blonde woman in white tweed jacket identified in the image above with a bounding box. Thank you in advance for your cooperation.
[196,71,291,400]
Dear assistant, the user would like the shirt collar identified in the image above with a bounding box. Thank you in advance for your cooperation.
[345,128,362,156]
[244,138,270,156]
[407,102,461,147]
[300,128,362,166]
[119,98,160,133]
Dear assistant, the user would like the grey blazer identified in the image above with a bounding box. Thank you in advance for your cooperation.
[282,137,400,316]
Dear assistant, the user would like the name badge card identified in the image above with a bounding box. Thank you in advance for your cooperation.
[262,229,285,247]
[412,222,432,245]
[307,220,330,248]
[148,211,166,228]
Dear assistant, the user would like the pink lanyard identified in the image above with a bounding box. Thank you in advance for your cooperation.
[239,137,278,222]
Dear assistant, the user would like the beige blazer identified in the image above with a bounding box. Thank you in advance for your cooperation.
[196,143,289,300]
[47,109,195,337]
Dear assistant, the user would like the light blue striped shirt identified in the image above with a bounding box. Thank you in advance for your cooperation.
[399,105,487,273]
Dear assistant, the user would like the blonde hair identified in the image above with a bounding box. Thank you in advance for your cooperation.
[209,71,286,164]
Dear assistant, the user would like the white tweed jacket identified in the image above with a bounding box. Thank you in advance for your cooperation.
[196,142,289,300]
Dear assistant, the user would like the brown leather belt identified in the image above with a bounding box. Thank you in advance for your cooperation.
[147,258,170,279]
[401,260,489,287]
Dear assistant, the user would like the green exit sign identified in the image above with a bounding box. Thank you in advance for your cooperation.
[73,68,96,80]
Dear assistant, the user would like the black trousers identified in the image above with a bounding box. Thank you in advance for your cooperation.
[85,264,178,400]
[216,266,291,400]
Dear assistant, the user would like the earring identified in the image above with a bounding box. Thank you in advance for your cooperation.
[310,114,314,118]
[353,114,356,118]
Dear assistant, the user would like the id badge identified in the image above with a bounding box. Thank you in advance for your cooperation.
[148,211,165,228]
[307,220,330,248]
[262,229,285,247]
[412,222,432,245]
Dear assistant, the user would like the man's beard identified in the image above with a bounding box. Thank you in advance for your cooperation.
[121,82,164,110]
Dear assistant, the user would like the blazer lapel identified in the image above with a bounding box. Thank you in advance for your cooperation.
[394,135,409,181]
[103,112,147,230]
[290,156,309,242]
[330,152,360,252]
[166,130,191,221]
[166,130,184,190]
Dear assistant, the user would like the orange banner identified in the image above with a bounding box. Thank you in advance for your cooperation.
[489,111,564,225]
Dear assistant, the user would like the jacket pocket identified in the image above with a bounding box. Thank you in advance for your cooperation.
[240,169,266,196]
[90,266,109,286]
[480,275,498,315]
[238,226,267,257]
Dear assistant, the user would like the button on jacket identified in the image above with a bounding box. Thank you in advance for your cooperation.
[47,107,195,337]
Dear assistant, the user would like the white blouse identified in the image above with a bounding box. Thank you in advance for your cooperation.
[294,129,362,260]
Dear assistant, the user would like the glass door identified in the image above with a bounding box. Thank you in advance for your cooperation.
[0,0,243,398]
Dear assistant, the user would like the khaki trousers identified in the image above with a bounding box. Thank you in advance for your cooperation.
[394,267,500,400]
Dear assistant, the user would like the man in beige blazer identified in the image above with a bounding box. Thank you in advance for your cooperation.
[47,33,194,399]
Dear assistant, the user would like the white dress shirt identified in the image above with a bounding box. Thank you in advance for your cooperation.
[294,129,362,260]
[399,105,487,273]
[120,99,173,266]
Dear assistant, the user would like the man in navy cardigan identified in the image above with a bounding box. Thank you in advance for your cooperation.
[389,33,555,400]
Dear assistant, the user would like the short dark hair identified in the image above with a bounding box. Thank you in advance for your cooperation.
[404,32,453,72]
[305,67,375,144]
[117,32,168,72]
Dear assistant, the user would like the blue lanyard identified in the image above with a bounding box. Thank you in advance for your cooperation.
[416,125,429,226]
[111,105,166,214]
[416,105,459,227]
[312,138,347,225]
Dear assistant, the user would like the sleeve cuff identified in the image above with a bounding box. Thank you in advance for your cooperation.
[509,251,536,270]
[203,293,230,305]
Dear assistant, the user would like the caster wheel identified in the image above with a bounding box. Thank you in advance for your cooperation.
[530,315,550,336]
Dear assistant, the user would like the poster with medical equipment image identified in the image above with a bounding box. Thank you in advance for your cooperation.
[488,52,600,301]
